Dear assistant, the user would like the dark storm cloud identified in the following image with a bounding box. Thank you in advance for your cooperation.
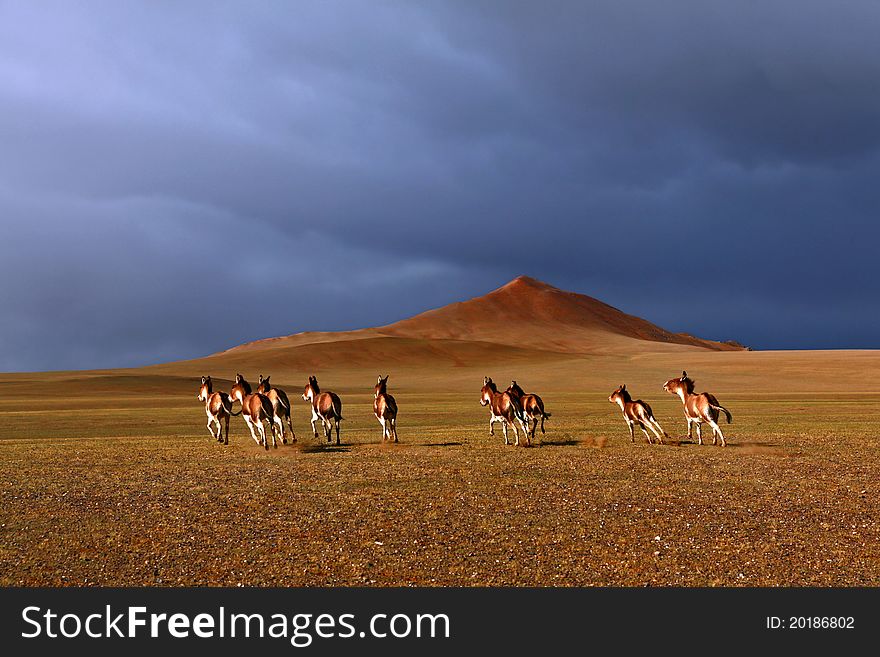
[1,0,879,371]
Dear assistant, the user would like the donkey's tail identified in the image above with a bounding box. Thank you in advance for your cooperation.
[542,411,552,419]
[711,404,732,423]
[223,398,242,417]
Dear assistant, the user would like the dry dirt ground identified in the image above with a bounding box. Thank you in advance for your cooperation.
[1,350,879,586]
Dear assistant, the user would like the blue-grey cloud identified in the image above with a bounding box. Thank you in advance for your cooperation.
[1,0,878,370]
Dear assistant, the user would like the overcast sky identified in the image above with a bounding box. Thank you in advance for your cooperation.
[2,1,878,371]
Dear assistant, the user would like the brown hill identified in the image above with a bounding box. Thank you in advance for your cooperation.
[376,276,737,353]
[201,276,740,370]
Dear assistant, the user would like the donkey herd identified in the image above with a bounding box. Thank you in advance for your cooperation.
[197,371,733,450]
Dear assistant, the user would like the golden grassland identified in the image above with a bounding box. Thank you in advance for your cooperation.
[1,348,879,586]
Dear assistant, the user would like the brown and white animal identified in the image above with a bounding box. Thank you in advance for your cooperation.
[662,371,732,446]
[480,376,530,446]
[302,375,344,444]
[373,375,399,442]
[197,376,240,444]
[608,384,668,445]
[229,373,278,450]
[505,380,551,441]
[257,374,295,444]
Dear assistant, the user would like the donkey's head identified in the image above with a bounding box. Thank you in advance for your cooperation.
[506,380,525,399]
[230,373,251,402]
[198,376,212,401]
[257,374,271,393]
[303,375,319,402]
[663,371,694,396]
[480,377,497,406]
[374,375,389,399]
[608,384,630,405]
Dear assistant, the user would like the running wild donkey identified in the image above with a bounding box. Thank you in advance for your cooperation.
[373,375,399,442]
[230,373,277,450]
[257,374,296,444]
[663,371,732,446]
[505,380,551,442]
[302,376,344,444]
[197,376,239,445]
[480,377,530,446]
[608,384,668,445]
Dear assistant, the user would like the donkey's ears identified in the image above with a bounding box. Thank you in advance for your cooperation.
[681,371,688,379]
[621,383,626,390]
[377,376,382,383]
[201,376,206,383]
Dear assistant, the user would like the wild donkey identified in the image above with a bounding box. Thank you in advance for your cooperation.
[663,371,732,446]
[302,376,344,444]
[257,374,295,444]
[480,377,530,446]
[608,384,668,445]
[197,376,239,444]
[505,380,551,441]
[374,375,399,442]
[230,373,277,450]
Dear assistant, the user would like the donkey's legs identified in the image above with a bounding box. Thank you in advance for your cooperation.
[379,417,387,441]
[334,418,341,445]
[646,419,665,444]
[695,422,703,446]
[206,410,218,439]
[310,411,320,438]
[273,414,286,445]
[277,415,287,444]
[627,421,635,442]
[650,418,669,443]
[256,419,269,450]
[540,414,546,434]
[270,417,278,449]
[488,417,496,436]
[639,423,654,444]
[223,415,230,445]
[391,417,398,443]
[510,420,521,447]
[285,412,296,443]
[245,416,261,446]
[708,419,726,447]
[519,418,531,445]
[502,421,510,445]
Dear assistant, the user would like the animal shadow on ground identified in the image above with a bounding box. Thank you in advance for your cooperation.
[294,444,352,454]
[421,441,463,447]
[540,434,605,448]
[662,437,694,446]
